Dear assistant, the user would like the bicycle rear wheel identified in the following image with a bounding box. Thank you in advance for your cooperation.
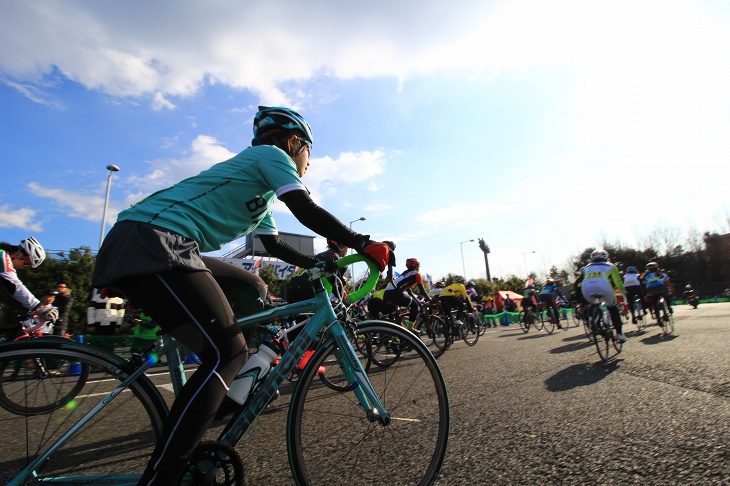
[475,311,488,335]
[662,303,675,335]
[414,314,447,359]
[633,301,645,332]
[543,309,556,334]
[0,348,89,416]
[462,314,479,346]
[571,307,581,327]
[583,309,596,343]
[533,310,545,331]
[518,312,529,333]
[0,339,168,485]
[369,331,403,368]
[288,321,449,486]
[593,312,612,362]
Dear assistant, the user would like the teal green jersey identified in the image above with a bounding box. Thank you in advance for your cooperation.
[117,145,305,252]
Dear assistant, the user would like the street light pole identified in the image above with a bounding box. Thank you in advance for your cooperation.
[460,239,474,279]
[349,217,366,285]
[523,250,536,277]
[478,238,491,282]
[99,164,120,248]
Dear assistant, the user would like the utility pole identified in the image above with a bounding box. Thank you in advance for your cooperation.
[478,238,491,282]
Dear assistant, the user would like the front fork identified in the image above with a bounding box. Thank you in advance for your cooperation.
[329,323,391,426]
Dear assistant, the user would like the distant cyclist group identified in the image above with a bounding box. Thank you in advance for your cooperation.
[571,248,677,342]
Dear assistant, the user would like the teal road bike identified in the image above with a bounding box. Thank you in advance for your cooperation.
[0,255,450,485]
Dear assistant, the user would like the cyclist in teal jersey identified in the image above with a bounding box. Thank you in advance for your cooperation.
[92,106,393,486]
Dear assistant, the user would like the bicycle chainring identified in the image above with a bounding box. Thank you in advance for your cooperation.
[186,441,243,486]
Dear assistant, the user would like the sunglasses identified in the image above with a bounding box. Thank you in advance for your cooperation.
[296,137,312,156]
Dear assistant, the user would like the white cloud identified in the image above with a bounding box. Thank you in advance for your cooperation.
[26,182,112,223]
[152,92,175,111]
[128,135,236,192]
[305,150,386,201]
[0,204,42,231]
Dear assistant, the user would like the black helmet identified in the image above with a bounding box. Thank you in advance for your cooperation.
[326,238,348,254]
[40,289,58,296]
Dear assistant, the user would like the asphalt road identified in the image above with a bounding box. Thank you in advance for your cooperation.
[3,303,727,485]
[220,302,730,485]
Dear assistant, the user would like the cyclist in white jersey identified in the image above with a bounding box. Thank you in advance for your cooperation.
[92,107,393,486]
[0,237,58,324]
[622,266,646,324]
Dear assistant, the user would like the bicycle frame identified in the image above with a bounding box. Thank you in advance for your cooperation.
[219,285,390,445]
[8,256,388,486]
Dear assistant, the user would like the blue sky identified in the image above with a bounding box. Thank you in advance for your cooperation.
[2,0,729,283]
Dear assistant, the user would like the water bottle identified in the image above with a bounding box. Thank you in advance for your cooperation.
[227,341,281,405]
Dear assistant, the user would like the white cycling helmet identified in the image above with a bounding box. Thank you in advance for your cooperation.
[19,237,46,268]
[590,249,609,262]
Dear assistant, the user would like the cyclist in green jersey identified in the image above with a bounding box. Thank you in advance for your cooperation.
[92,107,393,486]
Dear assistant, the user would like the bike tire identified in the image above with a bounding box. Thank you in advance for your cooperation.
[369,331,403,368]
[583,311,595,343]
[419,314,447,359]
[533,310,545,331]
[543,309,556,334]
[518,312,529,333]
[0,342,90,416]
[571,308,581,327]
[593,309,612,362]
[287,321,450,486]
[462,314,479,346]
[477,311,488,336]
[662,302,675,335]
[633,301,645,332]
[0,339,167,485]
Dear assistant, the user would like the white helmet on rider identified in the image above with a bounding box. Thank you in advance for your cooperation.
[19,237,46,268]
[590,249,609,262]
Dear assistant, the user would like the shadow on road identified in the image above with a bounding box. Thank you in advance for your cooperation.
[544,360,621,392]
[549,339,593,354]
[516,333,551,341]
[561,334,588,343]
[639,333,678,345]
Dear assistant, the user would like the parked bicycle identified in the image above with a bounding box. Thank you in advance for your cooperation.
[0,255,450,486]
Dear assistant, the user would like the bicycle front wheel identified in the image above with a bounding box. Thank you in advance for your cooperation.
[0,339,168,485]
[288,321,449,486]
